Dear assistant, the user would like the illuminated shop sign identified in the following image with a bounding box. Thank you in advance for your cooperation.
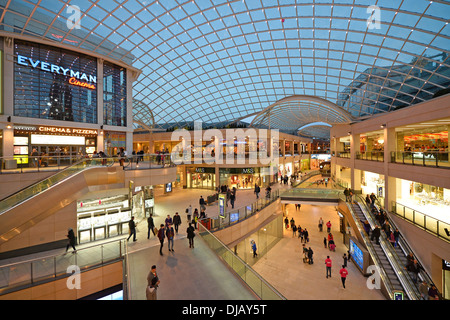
[17,54,97,89]
[14,125,98,136]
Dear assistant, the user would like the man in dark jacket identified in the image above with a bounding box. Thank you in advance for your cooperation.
[157,224,165,255]
[127,216,137,242]
[371,225,381,245]
[187,223,195,248]
[66,228,77,253]
[173,212,181,234]
[147,214,155,239]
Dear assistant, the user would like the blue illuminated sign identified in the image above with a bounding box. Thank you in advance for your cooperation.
[230,213,239,223]
[349,238,364,270]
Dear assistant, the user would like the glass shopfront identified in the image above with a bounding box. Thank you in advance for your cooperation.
[186,167,215,190]
[13,124,97,166]
[219,167,267,189]
[14,40,97,123]
[104,131,126,156]
[361,171,385,199]
[77,195,131,244]
[396,178,449,224]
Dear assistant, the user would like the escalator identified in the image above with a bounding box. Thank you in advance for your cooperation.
[350,201,406,295]
[0,157,120,246]
[350,196,425,300]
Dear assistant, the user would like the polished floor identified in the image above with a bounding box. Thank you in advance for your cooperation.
[126,178,385,300]
[0,175,386,300]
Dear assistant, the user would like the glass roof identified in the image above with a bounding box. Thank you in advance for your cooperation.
[1,0,449,137]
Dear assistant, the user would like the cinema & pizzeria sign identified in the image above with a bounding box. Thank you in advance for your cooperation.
[14,125,98,136]
[17,54,97,90]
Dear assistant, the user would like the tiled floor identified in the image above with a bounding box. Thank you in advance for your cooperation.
[0,175,387,300]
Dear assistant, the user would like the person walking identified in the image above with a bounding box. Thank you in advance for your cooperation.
[343,253,348,268]
[65,228,77,253]
[186,205,192,223]
[339,265,349,288]
[166,224,175,252]
[230,192,236,209]
[303,228,309,243]
[199,196,206,211]
[146,265,160,300]
[254,184,260,199]
[323,237,327,248]
[419,281,429,300]
[173,212,181,234]
[187,223,195,248]
[292,224,297,237]
[307,247,314,264]
[326,221,332,233]
[164,214,173,228]
[127,216,137,242]
[251,240,258,258]
[325,256,332,278]
[147,214,155,239]
[157,224,165,255]
[318,217,324,232]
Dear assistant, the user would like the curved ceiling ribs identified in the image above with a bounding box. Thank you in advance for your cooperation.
[1,1,448,138]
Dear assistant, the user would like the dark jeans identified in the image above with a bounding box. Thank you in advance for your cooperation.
[188,237,194,248]
[174,224,179,233]
[127,229,136,241]
[341,277,346,288]
[159,239,164,255]
[148,226,155,239]
[326,267,332,278]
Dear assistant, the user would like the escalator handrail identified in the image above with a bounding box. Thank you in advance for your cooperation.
[372,198,440,298]
[356,195,420,300]
[0,157,116,215]
[339,194,396,299]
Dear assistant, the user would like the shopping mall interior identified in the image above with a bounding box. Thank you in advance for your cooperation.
[0,0,449,305]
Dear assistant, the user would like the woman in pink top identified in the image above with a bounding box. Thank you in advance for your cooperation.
[339,265,349,288]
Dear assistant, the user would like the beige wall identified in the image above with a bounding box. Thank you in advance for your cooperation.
[0,166,176,254]
[0,261,123,300]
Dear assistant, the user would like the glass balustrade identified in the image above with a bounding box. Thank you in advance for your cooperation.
[391,151,449,168]
[198,224,285,300]
[0,239,124,293]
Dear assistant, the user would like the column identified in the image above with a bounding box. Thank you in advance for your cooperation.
[2,37,14,158]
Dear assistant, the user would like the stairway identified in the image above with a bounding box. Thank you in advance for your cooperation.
[350,202,406,295]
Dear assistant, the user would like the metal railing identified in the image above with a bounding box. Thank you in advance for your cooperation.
[390,151,449,168]
[338,193,397,300]
[0,239,125,296]
[356,151,385,162]
[391,201,450,242]
[198,223,285,300]
[355,195,419,300]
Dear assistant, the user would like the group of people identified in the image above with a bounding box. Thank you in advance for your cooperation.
[216,186,238,208]
[343,188,354,202]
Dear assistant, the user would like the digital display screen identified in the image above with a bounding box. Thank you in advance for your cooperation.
[349,238,364,270]
[219,193,226,218]
[165,183,172,193]
[230,213,239,223]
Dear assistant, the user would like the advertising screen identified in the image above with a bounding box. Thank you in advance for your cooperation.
[349,238,364,270]
[218,193,226,218]
[230,212,239,223]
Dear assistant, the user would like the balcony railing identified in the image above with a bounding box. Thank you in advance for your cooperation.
[390,151,449,168]
[391,201,450,242]
[356,151,384,162]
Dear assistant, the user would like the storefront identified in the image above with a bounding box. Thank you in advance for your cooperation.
[186,166,216,190]
[76,184,154,244]
[104,131,126,156]
[360,131,384,153]
[77,195,131,244]
[13,124,97,166]
[310,154,331,170]
[219,167,268,189]
[361,171,385,199]
[396,178,449,224]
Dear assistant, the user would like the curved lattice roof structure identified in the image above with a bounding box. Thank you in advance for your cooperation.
[2,0,449,138]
